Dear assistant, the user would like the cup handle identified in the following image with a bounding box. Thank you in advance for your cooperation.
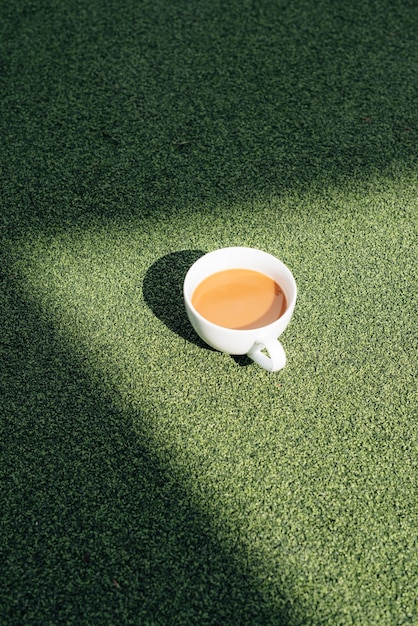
[247,339,287,372]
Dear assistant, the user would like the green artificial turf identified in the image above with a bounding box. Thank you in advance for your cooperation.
[1,0,417,624]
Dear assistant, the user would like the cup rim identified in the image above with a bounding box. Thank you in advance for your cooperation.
[183,247,297,334]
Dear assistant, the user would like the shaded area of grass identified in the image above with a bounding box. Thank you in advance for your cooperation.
[0,272,289,625]
[1,0,416,235]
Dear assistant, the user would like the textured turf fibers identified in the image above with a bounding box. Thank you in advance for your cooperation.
[1,0,417,624]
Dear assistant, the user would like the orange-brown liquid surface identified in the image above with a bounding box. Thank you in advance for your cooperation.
[192,268,287,330]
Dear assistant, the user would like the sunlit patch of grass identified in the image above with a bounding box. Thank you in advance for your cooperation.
[8,170,417,623]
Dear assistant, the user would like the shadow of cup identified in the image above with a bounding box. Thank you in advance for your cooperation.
[143,250,212,349]
[143,250,254,366]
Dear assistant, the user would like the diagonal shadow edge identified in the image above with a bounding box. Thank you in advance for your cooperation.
[0,268,294,625]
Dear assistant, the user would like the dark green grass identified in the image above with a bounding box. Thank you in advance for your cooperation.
[1,0,417,624]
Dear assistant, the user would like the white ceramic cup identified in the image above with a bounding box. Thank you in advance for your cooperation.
[183,247,297,372]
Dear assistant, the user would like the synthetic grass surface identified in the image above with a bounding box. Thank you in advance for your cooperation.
[1,0,417,624]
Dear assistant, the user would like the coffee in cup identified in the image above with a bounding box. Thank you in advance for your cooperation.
[192,268,287,330]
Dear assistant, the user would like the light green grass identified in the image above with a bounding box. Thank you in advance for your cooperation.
[1,0,417,624]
